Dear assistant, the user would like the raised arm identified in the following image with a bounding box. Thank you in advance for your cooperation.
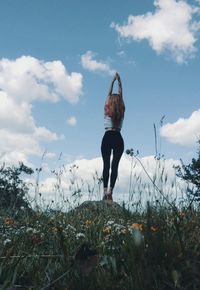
[106,72,123,102]
[108,74,117,97]
[116,72,123,98]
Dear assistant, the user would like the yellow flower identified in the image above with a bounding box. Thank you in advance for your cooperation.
[85,220,94,228]
[4,218,15,226]
[51,227,59,233]
[130,223,143,231]
[103,226,111,235]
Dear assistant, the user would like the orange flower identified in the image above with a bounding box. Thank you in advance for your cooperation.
[150,226,157,232]
[130,223,143,231]
[4,218,15,226]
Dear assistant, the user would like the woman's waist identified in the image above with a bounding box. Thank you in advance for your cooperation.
[105,127,121,132]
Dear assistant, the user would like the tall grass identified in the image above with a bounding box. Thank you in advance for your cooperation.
[1,202,199,289]
[0,129,200,289]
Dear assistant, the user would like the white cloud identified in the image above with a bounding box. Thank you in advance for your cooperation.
[67,116,77,126]
[111,0,200,63]
[160,109,200,146]
[117,50,126,57]
[0,56,83,165]
[81,51,115,75]
[0,91,35,134]
[0,128,42,156]
[0,55,83,104]
[34,127,64,141]
[0,91,61,165]
[35,154,184,209]
[0,151,30,166]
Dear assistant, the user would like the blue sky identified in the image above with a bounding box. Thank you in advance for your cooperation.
[0,0,200,204]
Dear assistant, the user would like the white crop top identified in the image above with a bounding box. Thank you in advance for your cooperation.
[104,115,123,130]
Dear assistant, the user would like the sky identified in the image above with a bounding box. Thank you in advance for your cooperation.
[0,0,200,207]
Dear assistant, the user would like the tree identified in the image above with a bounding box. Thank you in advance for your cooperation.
[176,141,200,202]
[0,162,34,210]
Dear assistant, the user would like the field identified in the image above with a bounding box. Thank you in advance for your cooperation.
[0,157,200,290]
[1,197,200,290]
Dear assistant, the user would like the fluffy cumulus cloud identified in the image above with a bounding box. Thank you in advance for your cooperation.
[160,109,200,146]
[111,0,200,63]
[0,55,83,104]
[81,51,115,75]
[0,56,83,164]
[35,154,184,210]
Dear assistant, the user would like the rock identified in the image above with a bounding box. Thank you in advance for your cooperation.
[77,200,125,211]
[67,200,130,220]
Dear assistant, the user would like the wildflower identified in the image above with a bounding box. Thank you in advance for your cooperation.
[26,227,33,233]
[150,226,157,232]
[3,238,11,246]
[119,219,124,224]
[130,223,143,231]
[121,228,127,234]
[113,223,126,234]
[129,223,144,246]
[85,220,94,228]
[103,226,111,235]
[76,233,85,239]
[51,227,59,234]
[4,218,15,226]
[66,224,76,232]
[106,220,114,226]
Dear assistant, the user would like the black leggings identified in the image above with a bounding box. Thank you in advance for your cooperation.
[101,131,124,189]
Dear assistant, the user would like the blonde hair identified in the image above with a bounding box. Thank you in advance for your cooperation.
[105,94,125,128]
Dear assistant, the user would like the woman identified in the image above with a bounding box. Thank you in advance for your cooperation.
[101,72,125,201]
